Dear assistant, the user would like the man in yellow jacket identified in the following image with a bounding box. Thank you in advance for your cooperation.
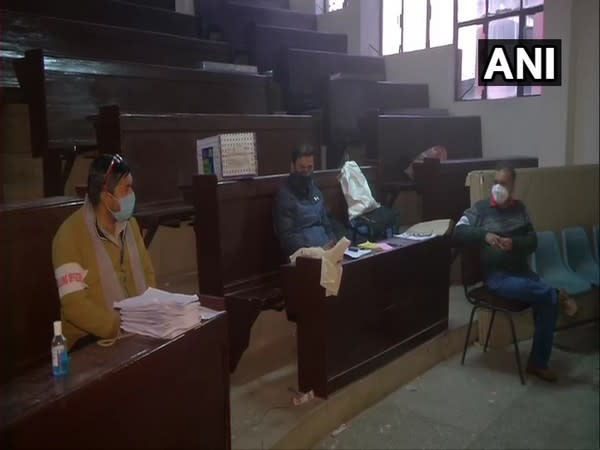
[53,154,156,350]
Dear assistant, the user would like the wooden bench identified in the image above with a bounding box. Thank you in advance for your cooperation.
[249,24,347,74]
[203,1,317,54]
[0,197,231,449]
[2,0,204,38]
[279,48,386,113]
[412,156,540,222]
[10,49,271,196]
[189,168,376,370]
[2,10,232,67]
[325,77,430,167]
[94,107,321,245]
[282,235,451,398]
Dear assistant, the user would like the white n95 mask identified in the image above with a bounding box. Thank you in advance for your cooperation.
[491,184,509,205]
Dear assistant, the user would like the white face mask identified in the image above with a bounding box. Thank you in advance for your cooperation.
[492,184,509,205]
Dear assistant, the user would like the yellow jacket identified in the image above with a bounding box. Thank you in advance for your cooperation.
[52,207,156,349]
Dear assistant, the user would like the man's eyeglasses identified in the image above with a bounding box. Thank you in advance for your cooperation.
[103,154,124,190]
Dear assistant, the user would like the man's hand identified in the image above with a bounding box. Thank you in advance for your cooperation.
[497,237,513,251]
[485,232,502,248]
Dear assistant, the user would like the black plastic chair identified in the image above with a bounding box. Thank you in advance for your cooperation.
[460,246,530,385]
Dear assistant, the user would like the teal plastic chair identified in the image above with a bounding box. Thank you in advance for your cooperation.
[562,227,600,287]
[594,225,599,262]
[532,231,591,296]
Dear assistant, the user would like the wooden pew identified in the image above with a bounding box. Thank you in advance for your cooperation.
[0,197,83,384]
[189,168,376,370]
[282,235,451,398]
[1,11,232,67]
[364,115,482,206]
[0,197,231,449]
[95,107,321,245]
[325,77,430,167]
[127,0,176,9]
[365,114,483,176]
[248,24,347,75]
[279,48,386,113]
[412,156,540,222]
[206,1,317,54]
[2,0,204,38]
[11,49,271,196]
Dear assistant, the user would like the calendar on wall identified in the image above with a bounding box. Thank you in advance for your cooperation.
[196,132,258,180]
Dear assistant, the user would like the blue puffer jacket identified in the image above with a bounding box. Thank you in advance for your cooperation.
[273,174,335,259]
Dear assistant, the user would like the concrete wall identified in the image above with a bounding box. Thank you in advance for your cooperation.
[567,0,599,165]
[384,0,592,167]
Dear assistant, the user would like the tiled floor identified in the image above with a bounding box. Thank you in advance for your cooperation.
[315,323,600,450]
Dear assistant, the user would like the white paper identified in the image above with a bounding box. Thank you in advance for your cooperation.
[114,288,219,339]
[344,248,372,258]
[393,232,435,241]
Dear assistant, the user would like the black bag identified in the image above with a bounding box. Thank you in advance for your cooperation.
[349,206,400,244]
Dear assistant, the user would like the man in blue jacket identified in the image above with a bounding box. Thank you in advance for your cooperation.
[273,145,336,259]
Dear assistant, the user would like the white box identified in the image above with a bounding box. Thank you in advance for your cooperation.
[196,132,258,180]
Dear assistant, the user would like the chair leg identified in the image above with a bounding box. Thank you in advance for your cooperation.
[461,306,478,365]
[483,310,496,352]
[506,312,526,385]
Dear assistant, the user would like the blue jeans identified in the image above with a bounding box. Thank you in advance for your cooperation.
[485,271,559,369]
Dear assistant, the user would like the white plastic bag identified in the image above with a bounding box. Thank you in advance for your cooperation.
[339,161,380,220]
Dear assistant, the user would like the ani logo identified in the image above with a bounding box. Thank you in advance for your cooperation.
[478,39,562,86]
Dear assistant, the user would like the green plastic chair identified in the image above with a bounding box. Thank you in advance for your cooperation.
[562,227,599,287]
[533,231,591,296]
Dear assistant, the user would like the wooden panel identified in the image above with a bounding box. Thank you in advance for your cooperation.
[325,78,429,167]
[126,0,176,9]
[96,111,320,204]
[280,48,386,113]
[0,197,83,383]
[2,11,231,66]
[249,24,347,74]
[366,115,483,180]
[217,2,316,53]
[2,0,203,38]
[283,236,451,398]
[13,50,270,153]
[1,310,230,450]
[413,156,540,222]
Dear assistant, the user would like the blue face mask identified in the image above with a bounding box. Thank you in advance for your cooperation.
[108,192,136,223]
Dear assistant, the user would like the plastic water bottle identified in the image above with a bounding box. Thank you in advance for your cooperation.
[51,321,69,377]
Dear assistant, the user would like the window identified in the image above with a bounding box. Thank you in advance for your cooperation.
[381,0,454,55]
[316,0,345,14]
[327,0,345,12]
[455,0,544,100]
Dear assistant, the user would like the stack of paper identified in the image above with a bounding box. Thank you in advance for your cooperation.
[394,219,453,241]
[114,288,220,339]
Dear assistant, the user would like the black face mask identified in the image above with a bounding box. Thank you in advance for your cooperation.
[289,172,313,194]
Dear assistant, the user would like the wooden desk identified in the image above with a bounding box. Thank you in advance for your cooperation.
[1,302,230,450]
[282,236,451,398]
